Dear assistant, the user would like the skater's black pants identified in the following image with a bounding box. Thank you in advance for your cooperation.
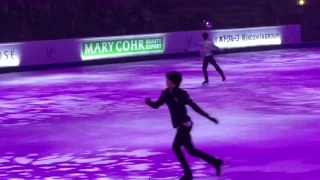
[172,124,217,175]
[202,55,225,82]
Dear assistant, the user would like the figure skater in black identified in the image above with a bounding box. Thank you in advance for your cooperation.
[145,71,223,180]
[199,32,226,85]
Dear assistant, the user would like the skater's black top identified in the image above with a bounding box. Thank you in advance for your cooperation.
[146,88,210,128]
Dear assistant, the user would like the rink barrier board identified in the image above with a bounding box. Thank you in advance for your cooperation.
[0,25,301,70]
[1,42,316,74]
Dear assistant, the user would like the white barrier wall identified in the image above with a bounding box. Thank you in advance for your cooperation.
[0,25,301,68]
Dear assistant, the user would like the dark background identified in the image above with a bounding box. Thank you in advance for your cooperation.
[0,0,319,43]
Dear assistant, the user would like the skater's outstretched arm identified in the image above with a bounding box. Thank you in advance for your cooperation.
[186,43,206,57]
[211,43,222,51]
[185,94,209,117]
[184,91,219,124]
[186,46,199,52]
[210,43,223,56]
[145,91,166,109]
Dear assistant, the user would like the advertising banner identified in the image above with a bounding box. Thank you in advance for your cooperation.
[0,43,21,68]
[165,25,301,54]
[21,39,81,67]
[81,35,165,60]
[212,26,282,48]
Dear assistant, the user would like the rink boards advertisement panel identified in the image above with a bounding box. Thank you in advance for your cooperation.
[0,39,81,68]
[81,35,165,60]
[0,25,301,67]
[0,43,21,68]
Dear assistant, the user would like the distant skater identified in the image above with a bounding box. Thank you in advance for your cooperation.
[145,71,223,180]
[200,32,226,85]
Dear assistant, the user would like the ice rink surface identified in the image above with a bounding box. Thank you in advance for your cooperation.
[0,48,319,180]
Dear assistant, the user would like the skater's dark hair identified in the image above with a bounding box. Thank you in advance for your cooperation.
[166,71,182,87]
[202,32,209,40]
